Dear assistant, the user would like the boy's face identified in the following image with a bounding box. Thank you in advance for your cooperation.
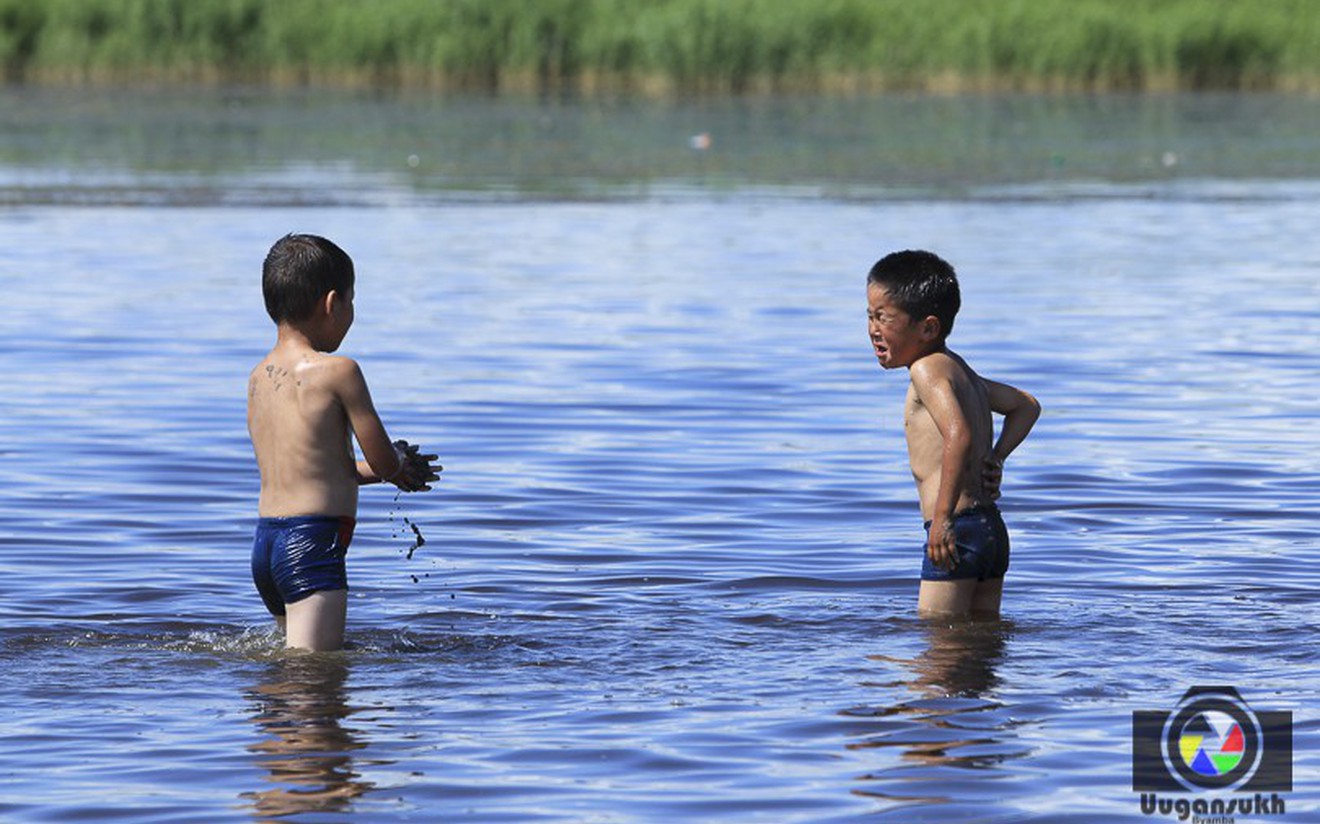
[867,284,931,370]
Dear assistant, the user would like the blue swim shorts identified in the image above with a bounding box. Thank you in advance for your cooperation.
[251,516,355,616]
[921,505,1010,582]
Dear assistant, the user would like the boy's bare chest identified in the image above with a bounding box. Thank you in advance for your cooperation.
[903,386,941,453]
[903,384,930,430]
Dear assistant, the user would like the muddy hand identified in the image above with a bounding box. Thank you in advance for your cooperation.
[394,440,442,492]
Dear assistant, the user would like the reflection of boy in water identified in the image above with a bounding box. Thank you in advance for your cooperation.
[858,622,1016,775]
[867,251,1039,617]
[247,234,440,650]
[244,657,372,817]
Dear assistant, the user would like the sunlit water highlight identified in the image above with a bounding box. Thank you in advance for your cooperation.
[0,90,1316,822]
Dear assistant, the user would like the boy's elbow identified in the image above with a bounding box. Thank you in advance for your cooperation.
[1025,392,1042,420]
[1001,392,1040,433]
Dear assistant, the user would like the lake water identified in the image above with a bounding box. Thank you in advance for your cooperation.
[0,90,1316,822]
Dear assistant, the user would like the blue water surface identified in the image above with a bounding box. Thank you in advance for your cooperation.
[0,91,1316,822]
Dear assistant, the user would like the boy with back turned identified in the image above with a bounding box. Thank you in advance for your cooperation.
[248,234,440,651]
[867,250,1040,617]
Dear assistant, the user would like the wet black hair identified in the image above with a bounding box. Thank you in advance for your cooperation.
[261,233,355,324]
[866,249,961,340]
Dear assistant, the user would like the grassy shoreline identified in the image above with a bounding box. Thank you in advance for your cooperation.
[4,0,1320,94]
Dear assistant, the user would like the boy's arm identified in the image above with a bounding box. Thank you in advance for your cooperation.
[909,358,973,572]
[355,458,388,485]
[982,378,1041,500]
[328,358,400,479]
[329,358,437,492]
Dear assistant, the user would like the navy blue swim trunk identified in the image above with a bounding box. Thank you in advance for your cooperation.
[251,516,355,616]
[921,505,1010,582]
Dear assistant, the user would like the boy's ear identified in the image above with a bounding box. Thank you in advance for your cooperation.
[322,290,339,317]
[918,315,942,341]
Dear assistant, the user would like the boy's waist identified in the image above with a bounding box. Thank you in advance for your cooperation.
[924,503,1000,530]
[256,514,356,529]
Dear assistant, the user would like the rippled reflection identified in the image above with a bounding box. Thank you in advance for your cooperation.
[883,619,1009,700]
[847,620,1031,814]
[242,655,378,819]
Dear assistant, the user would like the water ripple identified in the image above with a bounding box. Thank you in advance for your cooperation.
[2,108,1318,819]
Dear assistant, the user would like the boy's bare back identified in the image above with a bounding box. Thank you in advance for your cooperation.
[248,343,369,519]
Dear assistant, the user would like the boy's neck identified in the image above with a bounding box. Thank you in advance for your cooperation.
[275,322,326,353]
[906,341,950,369]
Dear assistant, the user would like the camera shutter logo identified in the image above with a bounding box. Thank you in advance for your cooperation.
[1161,689,1263,792]
[1133,686,1291,796]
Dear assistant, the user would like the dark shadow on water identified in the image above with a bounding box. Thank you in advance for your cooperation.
[844,618,1034,817]
[241,654,381,819]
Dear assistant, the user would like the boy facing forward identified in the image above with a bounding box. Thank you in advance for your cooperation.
[248,234,440,651]
[867,250,1039,618]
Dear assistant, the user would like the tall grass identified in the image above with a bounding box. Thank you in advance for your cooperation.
[3,0,1319,93]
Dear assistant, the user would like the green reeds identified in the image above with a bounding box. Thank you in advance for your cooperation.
[2,0,1319,93]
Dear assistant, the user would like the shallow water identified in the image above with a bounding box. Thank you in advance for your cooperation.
[0,90,1316,822]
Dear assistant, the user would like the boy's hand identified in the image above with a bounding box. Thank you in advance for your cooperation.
[388,440,442,492]
[982,455,1004,501]
[927,518,959,572]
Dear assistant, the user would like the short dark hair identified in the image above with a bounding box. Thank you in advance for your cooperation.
[867,249,961,339]
[262,234,355,324]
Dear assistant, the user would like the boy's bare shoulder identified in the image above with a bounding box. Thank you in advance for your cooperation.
[907,350,991,424]
[908,349,967,388]
[292,354,372,409]
[921,349,986,382]
[294,351,357,376]
[248,349,364,402]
